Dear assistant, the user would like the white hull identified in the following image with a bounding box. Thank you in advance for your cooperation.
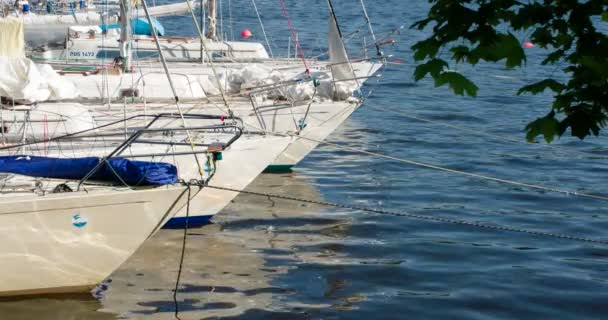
[31,36,270,61]
[167,134,291,224]
[0,186,189,296]
[268,102,360,169]
[51,60,381,169]
[0,106,292,225]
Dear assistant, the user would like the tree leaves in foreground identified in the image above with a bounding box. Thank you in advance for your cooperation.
[411,0,608,142]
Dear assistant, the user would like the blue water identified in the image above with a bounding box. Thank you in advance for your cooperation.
[3,0,608,319]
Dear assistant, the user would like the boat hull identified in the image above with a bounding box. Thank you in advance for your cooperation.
[0,186,188,296]
[266,101,360,170]
[166,134,292,226]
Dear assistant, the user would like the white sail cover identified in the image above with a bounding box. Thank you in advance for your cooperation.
[0,57,79,102]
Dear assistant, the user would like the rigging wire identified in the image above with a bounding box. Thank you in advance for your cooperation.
[358,0,381,56]
[205,185,608,245]
[251,0,274,58]
[277,0,309,74]
[228,0,234,41]
[184,0,233,116]
[139,0,204,175]
[219,0,224,40]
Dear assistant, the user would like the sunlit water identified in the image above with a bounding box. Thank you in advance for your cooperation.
[2,0,608,319]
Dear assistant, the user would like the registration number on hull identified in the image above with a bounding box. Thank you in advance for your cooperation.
[68,51,97,59]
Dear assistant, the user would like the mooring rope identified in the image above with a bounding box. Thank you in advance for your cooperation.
[288,133,608,202]
[205,184,608,245]
[173,184,192,320]
[242,126,608,203]
[368,104,608,159]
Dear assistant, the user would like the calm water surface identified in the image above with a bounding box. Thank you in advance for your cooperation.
[3,0,608,319]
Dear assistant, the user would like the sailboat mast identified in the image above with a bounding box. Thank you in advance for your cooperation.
[206,0,217,40]
[119,0,132,72]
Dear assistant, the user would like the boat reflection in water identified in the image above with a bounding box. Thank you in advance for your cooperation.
[94,171,359,319]
[0,295,114,320]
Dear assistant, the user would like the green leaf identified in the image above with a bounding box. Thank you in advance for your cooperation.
[411,18,433,30]
[552,95,572,112]
[560,107,606,140]
[414,59,448,81]
[450,45,471,63]
[412,38,441,61]
[525,112,559,143]
[500,33,527,68]
[530,27,554,47]
[434,71,479,97]
[410,1,608,141]
[517,79,565,95]
[580,56,608,78]
[542,49,565,65]
[468,33,526,68]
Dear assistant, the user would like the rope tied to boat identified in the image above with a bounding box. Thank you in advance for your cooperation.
[173,182,192,320]
[368,104,608,160]
[287,133,608,203]
[202,184,608,245]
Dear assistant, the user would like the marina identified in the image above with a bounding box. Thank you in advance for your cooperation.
[0,0,607,319]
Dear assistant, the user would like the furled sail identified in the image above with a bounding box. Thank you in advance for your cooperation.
[328,14,351,81]
[327,14,358,100]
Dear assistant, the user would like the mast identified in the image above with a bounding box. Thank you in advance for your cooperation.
[119,0,132,72]
[200,0,205,62]
[206,0,217,40]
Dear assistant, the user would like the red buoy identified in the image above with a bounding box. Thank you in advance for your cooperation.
[240,29,253,39]
[523,42,535,48]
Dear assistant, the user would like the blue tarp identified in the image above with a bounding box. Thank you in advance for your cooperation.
[100,17,165,36]
[0,156,177,186]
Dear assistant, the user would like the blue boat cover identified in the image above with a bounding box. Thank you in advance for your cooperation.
[0,156,177,186]
[100,17,165,36]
